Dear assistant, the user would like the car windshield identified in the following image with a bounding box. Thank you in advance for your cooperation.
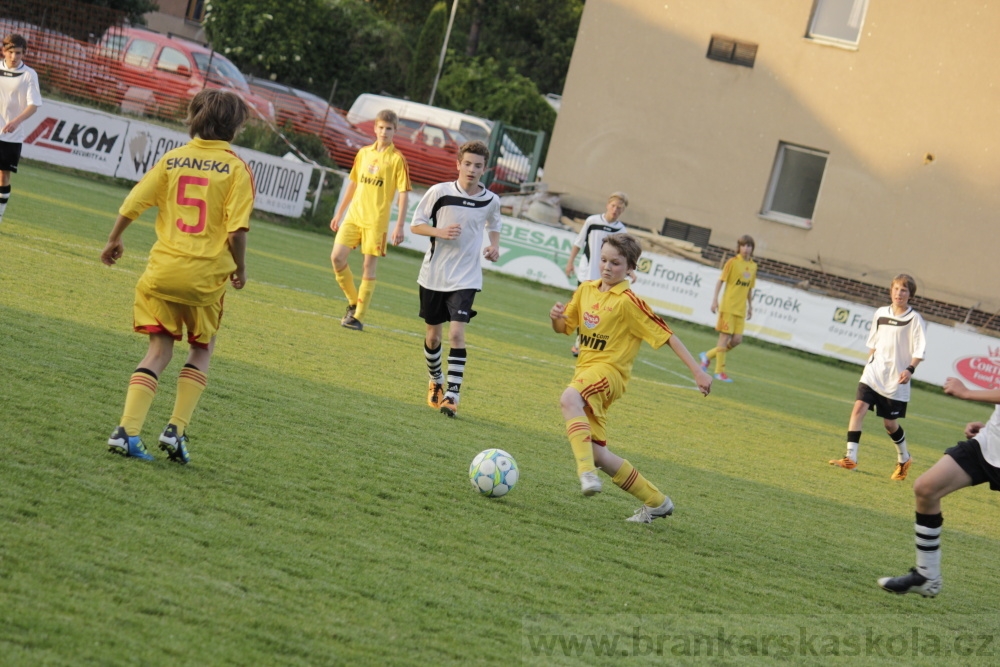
[192,52,249,92]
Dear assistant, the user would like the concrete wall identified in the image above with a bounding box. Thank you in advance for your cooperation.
[545,0,1000,310]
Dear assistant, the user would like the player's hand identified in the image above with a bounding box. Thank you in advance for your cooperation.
[899,369,912,384]
[943,377,967,399]
[329,215,341,232]
[483,245,500,262]
[230,269,247,290]
[565,263,575,278]
[695,369,712,396]
[439,224,461,240]
[100,239,124,265]
[390,225,405,246]
[965,421,985,438]
[550,302,566,320]
[746,305,753,321]
[2,120,20,134]
[710,300,719,314]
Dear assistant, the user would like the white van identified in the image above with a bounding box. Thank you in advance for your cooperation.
[346,93,492,144]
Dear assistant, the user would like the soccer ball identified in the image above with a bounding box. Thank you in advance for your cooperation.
[469,448,519,498]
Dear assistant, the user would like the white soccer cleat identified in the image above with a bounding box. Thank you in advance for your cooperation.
[626,496,674,523]
[580,470,602,496]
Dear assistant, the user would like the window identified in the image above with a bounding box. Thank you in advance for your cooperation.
[706,35,758,68]
[186,0,207,23]
[156,47,191,75]
[123,40,155,68]
[761,143,828,229]
[807,0,869,47]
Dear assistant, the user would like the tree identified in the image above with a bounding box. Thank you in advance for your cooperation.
[406,2,448,103]
[436,55,556,145]
[81,0,159,25]
[204,0,410,108]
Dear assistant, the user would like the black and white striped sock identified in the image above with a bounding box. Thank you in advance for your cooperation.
[445,347,467,401]
[0,184,10,222]
[424,343,443,384]
[915,511,942,580]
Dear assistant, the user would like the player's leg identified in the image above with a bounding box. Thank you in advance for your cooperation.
[352,252,381,326]
[0,142,21,225]
[832,385,872,468]
[438,290,477,417]
[710,330,733,381]
[439,321,467,417]
[879,453,974,596]
[109,332,175,461]
[0,169,11,224]
[424,323,445,409]
[331,231,359,323]
[883,415,913,479]
[593,441,674,523]
[560,386,600,494]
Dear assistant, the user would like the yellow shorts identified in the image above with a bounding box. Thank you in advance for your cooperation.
[716,311,745,336]
[568,363,626,444]
[335,220,387,257]
[133,287,223,349]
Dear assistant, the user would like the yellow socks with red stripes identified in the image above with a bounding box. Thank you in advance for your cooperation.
[565,416,596,474]
[120,368,158,436]
[334,266,358,309]
[612,459,667,507]
[170,365,207,435]
[355,278,376,322]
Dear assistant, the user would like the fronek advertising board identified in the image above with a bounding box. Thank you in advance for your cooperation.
[21,100,312,217]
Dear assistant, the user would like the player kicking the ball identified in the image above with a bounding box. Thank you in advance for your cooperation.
[410,140,501,418]
[550,233,712,522]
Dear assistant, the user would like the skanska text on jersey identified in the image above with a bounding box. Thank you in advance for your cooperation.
[165,157,232,173]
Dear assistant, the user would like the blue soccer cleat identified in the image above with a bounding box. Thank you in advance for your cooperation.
[107,426,154,461]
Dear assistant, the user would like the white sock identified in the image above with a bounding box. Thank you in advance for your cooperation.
[846,442,859,461]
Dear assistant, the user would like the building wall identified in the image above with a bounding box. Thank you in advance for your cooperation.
[144,0,205,42]
[545,0,1000,311]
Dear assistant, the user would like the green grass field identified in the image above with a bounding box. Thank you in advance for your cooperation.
[2,163,999,666]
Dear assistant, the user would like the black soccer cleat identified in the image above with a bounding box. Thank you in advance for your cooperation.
[878,567,941,597]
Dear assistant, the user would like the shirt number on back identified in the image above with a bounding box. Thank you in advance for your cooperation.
[175,176,209,233]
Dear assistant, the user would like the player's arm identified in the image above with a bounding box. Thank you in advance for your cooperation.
[100,214,135,265]
[2,104,38,135]
[550,302,568,333]
[710,279,724,313]
[745,288,754,320]
[411,221,461,239]
[565,246,580,277]
[667,335,712,396]
[390,190,409,245]
[227,229,248,289]
[483,230,500,262]
[330,180,357,232]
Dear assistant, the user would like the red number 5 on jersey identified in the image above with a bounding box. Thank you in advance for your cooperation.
[175,175,210,233]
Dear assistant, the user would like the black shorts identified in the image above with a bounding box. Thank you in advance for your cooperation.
[945,439,1000,491]
[419,286,478,325]
[0,141,22,173]
[856,383,908,419]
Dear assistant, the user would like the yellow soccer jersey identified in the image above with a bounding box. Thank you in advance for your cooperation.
[719,255,757,315]
[120,138,255,306]
[345,143,411,231]
[563,280,674,383]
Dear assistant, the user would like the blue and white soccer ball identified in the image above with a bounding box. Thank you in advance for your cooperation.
[469,448,519,498]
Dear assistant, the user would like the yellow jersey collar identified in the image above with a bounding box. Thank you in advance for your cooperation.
[190,137,232,150]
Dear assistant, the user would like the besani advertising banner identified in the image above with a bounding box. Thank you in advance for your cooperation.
[21,100,313,217]
[388,200,1000,389]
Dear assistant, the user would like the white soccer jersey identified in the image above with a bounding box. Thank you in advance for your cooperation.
[974,404,1000,468]
[0,61,42,144]
[572,214,626,281]
[412,181,502,292]
[859,305,927,402]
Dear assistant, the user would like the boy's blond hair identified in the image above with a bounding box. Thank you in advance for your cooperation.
[187,89,249,142]
[375,109,399,129]
[459,140,490,163]
[891,273,917,298]
[736,234,755,254]
[602,233,642,271]
[608,191,629,207]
